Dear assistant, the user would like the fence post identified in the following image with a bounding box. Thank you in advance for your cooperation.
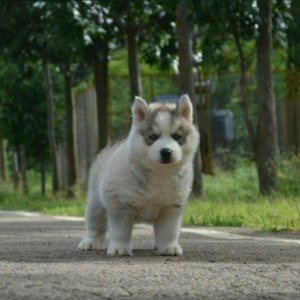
[0,136,7,183]
[83,90,90,176]
[297,68,300,156]
[11,147,19,190]
[281,73,287,156]
[204,72,213,175]
[107,76,113,141]
[72,87,80,187]
[197,67,206,174]
[245,71,252,159]
[285,69,291,154]
[150,75,154,102]
[290,64,298,156]
[91,83,99,157]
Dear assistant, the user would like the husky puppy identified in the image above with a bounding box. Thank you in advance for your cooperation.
[78,94,199,256]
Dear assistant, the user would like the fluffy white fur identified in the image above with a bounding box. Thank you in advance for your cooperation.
[78,95,199,256]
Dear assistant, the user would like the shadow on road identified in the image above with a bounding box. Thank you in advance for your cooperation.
[1,219,300,265]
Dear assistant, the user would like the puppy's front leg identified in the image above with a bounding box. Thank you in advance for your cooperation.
[153,206,184,256]
[107,206,133,256]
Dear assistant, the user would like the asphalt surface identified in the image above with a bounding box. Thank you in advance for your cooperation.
[0,211,300,300]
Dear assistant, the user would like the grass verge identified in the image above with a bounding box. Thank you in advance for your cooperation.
[0,171,86,216]
[184,157,300,231]
[0,158,299,231]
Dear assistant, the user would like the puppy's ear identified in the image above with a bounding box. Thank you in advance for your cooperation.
[132,96,148,123]
[177,94,193,122]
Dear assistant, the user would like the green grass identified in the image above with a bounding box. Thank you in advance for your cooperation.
[184,157,300,231]
[0,170,86,216]
[0,157,300,231]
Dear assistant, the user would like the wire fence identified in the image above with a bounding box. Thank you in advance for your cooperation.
[57,69,300,185]
[202,70,287,171]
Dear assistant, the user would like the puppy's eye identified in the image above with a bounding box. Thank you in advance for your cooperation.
[149,135,158,141]
[173,134,181,140]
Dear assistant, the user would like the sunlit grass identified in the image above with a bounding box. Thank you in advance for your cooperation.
[184,157,300,231]
[184,196,300,231]
[0,157,299,231]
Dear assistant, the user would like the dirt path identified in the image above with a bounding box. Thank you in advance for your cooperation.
[1,211,300,300]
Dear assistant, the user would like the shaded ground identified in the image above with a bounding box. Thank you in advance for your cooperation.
[0,211,300,300]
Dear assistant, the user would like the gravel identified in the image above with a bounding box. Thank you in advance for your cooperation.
[1,212,300,300]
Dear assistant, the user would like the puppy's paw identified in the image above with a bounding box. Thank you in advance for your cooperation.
[158,244,183,256]
[107,246,132,256]
[78,236,103,251]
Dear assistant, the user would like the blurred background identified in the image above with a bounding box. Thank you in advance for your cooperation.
[0,0,299,231]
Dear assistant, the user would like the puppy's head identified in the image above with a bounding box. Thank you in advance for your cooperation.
[129,95,199,169]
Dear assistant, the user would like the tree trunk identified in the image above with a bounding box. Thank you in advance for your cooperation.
[41,156,45,195]
[256,0,279,194]
[20,145,28,193]
[232,28,256,158]
[64,64,79,197]
[42,59,60,193]
[0,134,8,183]
[176,2,203,197]
[11,148,19,190]
[93,55,109,152]
[127,22,142,102]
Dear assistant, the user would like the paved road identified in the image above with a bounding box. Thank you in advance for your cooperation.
[0,211,300,300]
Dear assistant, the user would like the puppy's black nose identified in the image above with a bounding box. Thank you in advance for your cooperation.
[160,148,172,161]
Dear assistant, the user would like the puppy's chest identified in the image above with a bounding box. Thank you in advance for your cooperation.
[146,177,177,200]
[131,177,185,222]
[134,173,187,206]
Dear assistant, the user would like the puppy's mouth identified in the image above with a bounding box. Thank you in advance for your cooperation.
[161,158,172,164]
[151,158,179,167]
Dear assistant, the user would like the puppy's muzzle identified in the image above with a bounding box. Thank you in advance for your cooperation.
[160,148,172,164]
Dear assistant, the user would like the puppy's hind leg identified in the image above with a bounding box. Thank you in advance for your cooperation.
[78,194,106,251]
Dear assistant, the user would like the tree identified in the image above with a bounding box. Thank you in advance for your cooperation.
[46,2,87,196]
[0,2,61,193]
[75,1,177,153]
[92,50,110,152]
[74,1,117,152]
[256,0,279,193]
[0,56,51,193]
[108,1,144,102]
[43,59,60,193]
[287,0,300,67]
[139,2,177,72]
[232,25,256,157]
[176,1,203,197]
[108,1,171,102]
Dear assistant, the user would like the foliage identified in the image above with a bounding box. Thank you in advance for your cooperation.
[287,0,300,68]
[192,0,291,71]
[102,0,177,70]
[109,49,171,75]
[0,54,63,162]
[73,0,120,61]
[0,61,46,157]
